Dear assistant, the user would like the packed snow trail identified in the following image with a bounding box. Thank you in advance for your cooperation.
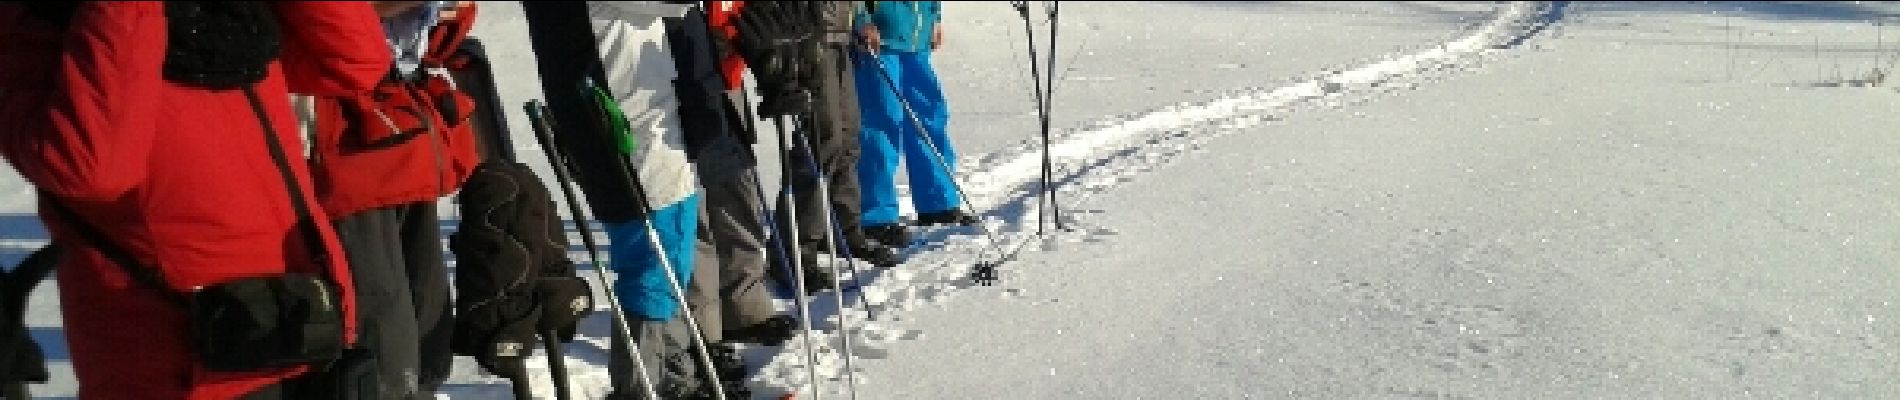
[0,1,1560,399]
[35,1,1900,399]
[742,2,1567,398]
[847,2,1899,399]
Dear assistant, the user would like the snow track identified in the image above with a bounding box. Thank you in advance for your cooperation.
[5,2,1567,399]
[746,2,1569,398]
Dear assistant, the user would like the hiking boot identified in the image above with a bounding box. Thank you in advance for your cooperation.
[768,242,836,295]
[723,315,799,347]
[720,382,754,400]
[710,342,749,380]
[916,209,980,226]
[847,241,900,268]
[862,223,912,248]
[802,261,837,295]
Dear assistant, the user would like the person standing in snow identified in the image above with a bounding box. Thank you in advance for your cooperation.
[763,0,901,296]
[305,1,482,397]
[655,2,807,395]
[523,2,723,398]
[0,2,389,398]
[855,1,975,249]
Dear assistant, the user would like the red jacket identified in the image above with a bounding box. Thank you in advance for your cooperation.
[0,2,387,398]
[708,1,749,91]
[308,2,482,218]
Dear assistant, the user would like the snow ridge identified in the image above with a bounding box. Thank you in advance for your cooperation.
[744,2,1568,399]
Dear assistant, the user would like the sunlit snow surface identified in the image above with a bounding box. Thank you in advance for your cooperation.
[7,2,1897,399]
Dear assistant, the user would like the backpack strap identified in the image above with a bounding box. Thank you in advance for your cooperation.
[42,198,186,305]
[43,85,332,304]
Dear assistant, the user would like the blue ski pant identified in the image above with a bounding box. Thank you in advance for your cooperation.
[854,50,960,226]
[603,194,701,322]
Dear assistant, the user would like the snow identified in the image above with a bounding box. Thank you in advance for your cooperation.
[7,1,1900,399]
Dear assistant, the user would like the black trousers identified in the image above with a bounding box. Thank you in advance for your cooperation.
[775,44,870,251]
[331,201,454,399]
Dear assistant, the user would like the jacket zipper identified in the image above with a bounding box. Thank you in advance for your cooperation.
[423,86,447,197]
[912,1,923,51]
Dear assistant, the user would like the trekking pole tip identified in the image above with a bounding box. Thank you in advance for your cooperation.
[971,263,1000,286]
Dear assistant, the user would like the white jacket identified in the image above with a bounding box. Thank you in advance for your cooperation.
[586,1,699,210]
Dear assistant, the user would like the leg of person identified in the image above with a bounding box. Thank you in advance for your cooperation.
[769,132,830,294]
[688,196,723,346]
[904,51,953,147]
[687,199,755,395]
[789,127,832,249]
[333,206,420,398]
[693,171,778,390]
[608,316,713,399]
[892,51,966,222]
[657,195,715,398]
[703,169,784,340]
[605,194,710,397]
[399,201,455,396]
[853,50,910,240]
[814,45,877,257]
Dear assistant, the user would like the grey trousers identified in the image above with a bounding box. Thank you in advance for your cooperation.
[332,202,455,399]
[689,168,780,344]
[608,316,713,399]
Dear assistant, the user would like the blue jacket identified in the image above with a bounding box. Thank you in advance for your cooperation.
[857,1,941,53]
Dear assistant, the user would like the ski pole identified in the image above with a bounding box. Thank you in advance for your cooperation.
[743,165,833,399]
[789,113,863,400]
[770,113,827,400]
[526,100,659,400]
[578,78,729,400]
[857,50,1011,285]
[1009,1,1054,236]
[700,5,833,395]
[1043,1,1065,231]
[540,332,571,400]
[793,136,879,321]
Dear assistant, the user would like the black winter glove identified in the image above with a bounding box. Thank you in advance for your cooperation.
[733,1,823,117]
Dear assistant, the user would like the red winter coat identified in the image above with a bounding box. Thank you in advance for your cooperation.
[308,2,483,218]
[0,2,388,399]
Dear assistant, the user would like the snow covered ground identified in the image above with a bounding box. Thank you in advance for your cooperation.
[8,1,1900,399]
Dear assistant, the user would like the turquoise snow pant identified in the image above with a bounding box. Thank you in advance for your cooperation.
[603,194,701,322]
[854,50,960,226]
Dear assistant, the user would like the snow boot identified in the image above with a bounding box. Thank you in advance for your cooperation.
[707,344,756,399]
[801,260,837,295]
[821,234,899,268]
[862,223,912,248]
[847,240,899,268]
[722,315,799,347]
[916,209,979,227]
[769,242,837,295]
[710,342,748,380]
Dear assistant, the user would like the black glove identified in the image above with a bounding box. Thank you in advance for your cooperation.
[733,1,823,117]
